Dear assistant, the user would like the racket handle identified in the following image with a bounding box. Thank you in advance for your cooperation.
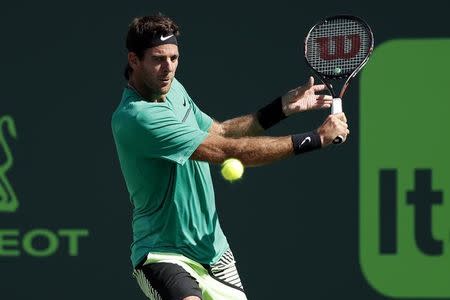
[331,98,345,144]
[331,98,342,114]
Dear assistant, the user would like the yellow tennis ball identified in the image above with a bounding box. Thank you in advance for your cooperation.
[221,158,244,182]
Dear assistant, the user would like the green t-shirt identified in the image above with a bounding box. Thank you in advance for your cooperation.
[112,78,229,268]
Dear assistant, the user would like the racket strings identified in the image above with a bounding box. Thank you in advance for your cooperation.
[306,18,371,76]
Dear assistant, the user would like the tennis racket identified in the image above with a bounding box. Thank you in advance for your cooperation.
[305,15,374,144]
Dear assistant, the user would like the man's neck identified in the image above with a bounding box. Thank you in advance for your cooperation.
[128,78,165,102]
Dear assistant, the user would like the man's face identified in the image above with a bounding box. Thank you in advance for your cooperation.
[131,44,179,97]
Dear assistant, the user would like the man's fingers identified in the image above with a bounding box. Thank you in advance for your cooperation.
[332,112,348,123]
[315,98,332,109]
[316,94,333,101]
[313,84,328,92]
[316,102,331,108]
[337,120,350,138]
[320,114,350,146]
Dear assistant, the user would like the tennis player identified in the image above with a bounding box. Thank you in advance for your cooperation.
[112,14,349,300]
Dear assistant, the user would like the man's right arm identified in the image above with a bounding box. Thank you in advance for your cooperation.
[191,112,350,166]
[191,134,294,166]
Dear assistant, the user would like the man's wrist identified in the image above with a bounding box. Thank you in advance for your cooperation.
[291,131,322,155]
[281,94,290,116]
[316,128,325,146]
[256,96,287,130]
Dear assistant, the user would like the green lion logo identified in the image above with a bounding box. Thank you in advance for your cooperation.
[0,115,18,213]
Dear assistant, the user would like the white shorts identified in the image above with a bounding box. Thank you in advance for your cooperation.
[133,249,248,300]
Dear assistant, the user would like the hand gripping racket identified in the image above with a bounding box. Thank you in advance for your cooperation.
[305,15,374,144]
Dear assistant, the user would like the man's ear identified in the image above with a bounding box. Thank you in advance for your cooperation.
[128,52,139,70]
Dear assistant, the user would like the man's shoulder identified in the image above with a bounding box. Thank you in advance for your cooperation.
[112,88,135,124]
[171,77,182,90]
[169,78,190,97]
[112,88,162,131]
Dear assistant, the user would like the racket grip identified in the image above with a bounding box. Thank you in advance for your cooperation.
[331,98,345,144]
[331,98,342,114]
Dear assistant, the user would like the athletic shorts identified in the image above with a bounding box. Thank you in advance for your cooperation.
[133,249,247,300]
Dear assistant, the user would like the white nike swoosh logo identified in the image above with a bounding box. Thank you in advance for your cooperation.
[300,136,311,147]
[160,34,174,41]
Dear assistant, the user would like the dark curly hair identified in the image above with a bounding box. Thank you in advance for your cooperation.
[124,14,180,80]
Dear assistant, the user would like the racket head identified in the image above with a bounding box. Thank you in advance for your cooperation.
[304,15,374,80]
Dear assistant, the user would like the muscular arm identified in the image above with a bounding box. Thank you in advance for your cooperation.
[209,114,264,138]
[209,77,334,138]
[194,112,350,166]
[191,133,294,167]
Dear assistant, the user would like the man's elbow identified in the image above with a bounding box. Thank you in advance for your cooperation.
[190,135,234,164]
[209,121,226,137]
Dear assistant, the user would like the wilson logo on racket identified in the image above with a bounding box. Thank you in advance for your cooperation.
[305,15,374,144]
[315,34,361,60]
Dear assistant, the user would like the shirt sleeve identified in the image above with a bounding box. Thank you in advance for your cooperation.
[118,104,208,165]
[175,79,213,132]
[191,99,213,132]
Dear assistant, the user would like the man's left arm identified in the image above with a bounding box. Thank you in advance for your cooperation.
[209,114,263,137]
[210,76,332,138]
